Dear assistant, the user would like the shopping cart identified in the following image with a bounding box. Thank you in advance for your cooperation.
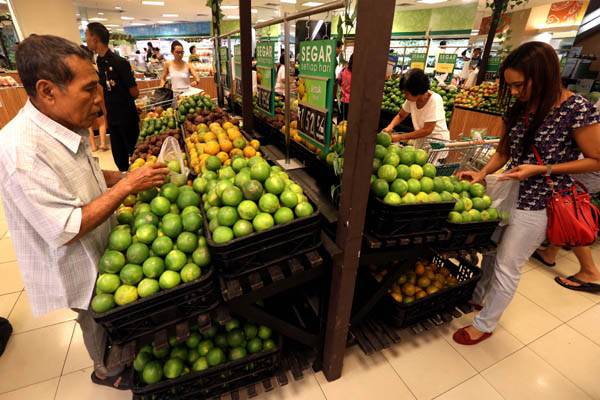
[421,138,500,176]
[135,86,174,121]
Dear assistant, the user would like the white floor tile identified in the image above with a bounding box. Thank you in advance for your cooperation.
[518,268,595,322]
[0,239,16,264]
[522,260,538,273]
[0,219,7,240]
[499,292,562,344]
[568,304,600,346]
[316,346,416,400]
[0,321,74,393]
[8,292,76,334]
[0,378,59,400]
[439,313,523,372]
[0,261,23,295]
[0,292,20,318]
[529,324,600,400]
[62,323,93,375]
[54,367,131,400]
[482,347,591,400]
[434,375,503,400]
[536,256,600,304]
[382,327,476,399]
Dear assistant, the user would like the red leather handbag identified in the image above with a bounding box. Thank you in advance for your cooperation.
[532,146,600,247]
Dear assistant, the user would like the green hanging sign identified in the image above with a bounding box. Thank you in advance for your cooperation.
[256,41,275,118]
[234,44,242,100]
[436,53,458,73]
[219,46,230,91]
[559,56,567,73]
[410,53,427,70]
[484,56,502,81]
[297,39,337,153]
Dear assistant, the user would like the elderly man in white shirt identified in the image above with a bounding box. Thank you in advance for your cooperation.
[0,35,169,389]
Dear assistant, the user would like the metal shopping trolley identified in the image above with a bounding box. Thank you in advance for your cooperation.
[421,138,500,176]
[135,86,174,121]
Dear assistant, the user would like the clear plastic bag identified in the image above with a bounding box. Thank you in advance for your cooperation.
[485,174,519,226]
[157,136,188,182]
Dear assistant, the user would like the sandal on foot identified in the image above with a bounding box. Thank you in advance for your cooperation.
[555,276,600,293]
[91,369,131,390]
[531,251,556,267]
[468,301,483,311]
[100,146,110,151]
[453,326,492,345]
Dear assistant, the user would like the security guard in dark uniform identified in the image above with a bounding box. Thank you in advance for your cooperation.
[85,22,139,172]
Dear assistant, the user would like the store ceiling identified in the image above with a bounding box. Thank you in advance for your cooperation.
[72,0,558,32]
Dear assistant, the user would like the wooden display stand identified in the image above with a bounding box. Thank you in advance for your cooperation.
[0,86,28,129]
[449,106,503,140]
[196,76,218,99]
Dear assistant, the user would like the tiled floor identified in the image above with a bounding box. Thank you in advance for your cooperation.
[0,145,599,399]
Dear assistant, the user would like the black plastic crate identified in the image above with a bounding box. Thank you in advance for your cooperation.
[92,267,220,344]
[436,219,501,251]
[201,177,322,279]
[131,335,282,400]
[380,255,481,328]
[365,195,455,240]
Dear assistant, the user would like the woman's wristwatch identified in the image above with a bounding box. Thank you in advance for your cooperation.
[545,165,552,177]
[121,172,127,180]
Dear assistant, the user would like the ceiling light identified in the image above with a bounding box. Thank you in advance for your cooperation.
[0,0,8,4]
[225,15,240,19]
[130,22,145,26]
[257,19,267,22]
[302,2,324,6]
[221,5,238,9]
[416,0,447,3]
[251,9,258,13]
[141,1,165,5]
[105,24,120,27]
[121,16,135,20]
[89,17,108,21]
[97,12,104,15]
[115,6,122,9]
[162,13,178,17]
[157,20,173,23]
[281,0,296,3]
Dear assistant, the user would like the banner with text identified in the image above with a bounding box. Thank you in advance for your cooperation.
[435,53,458,73]
[484,56,502,81]
[234,44,242,100]
[256,41,275,118]
[410,53,427,70]
[297,39,337,153]
[219,46,230,91]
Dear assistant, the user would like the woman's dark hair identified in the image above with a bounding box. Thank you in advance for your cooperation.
[401,68,430,96]
[277,54,285,73]
[171,40,183,52]
[87,22,109,45]
[348,54,353,72]
[498,41,563,158]
[190,45,196,53]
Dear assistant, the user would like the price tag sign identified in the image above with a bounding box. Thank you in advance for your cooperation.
[234,44,242,101]
[297,39,337,153]
[298,102,328,143]
[256,87,272,114]
[484,56,502,82]
[219,46,230,90]
[410,53,426,70]
[436,53,458,73]
[256,41,275,118]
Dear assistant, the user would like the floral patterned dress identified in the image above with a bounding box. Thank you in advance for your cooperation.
[506,95,600,211]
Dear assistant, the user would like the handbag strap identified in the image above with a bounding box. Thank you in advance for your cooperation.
[530,145,554,188]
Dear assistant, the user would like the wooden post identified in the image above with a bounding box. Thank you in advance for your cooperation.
[239,0,254,132]
[321,0,396,381]
[477,0,509,85]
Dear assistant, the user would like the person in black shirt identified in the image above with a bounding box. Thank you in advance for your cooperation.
[146,42,153,62]
[85,22,140,171]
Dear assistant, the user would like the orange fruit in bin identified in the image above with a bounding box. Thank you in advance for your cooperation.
[219,139,233,153]
[227,128,241,140]
[229,148,243,158]
[243,146,256,158]
[204,141,220,155]
[217,132,228,142]
[250,140,260,151]
[224,159,231,166]
[204,132,217,142]
[223,122,233,130]
[216,152,229,163]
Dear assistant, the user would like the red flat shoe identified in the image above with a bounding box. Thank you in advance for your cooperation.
[453,326,492,345]
[468,301,483,311]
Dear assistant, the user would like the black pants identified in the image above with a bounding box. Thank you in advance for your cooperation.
[109,119,139,172]
[340,102,350,122]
